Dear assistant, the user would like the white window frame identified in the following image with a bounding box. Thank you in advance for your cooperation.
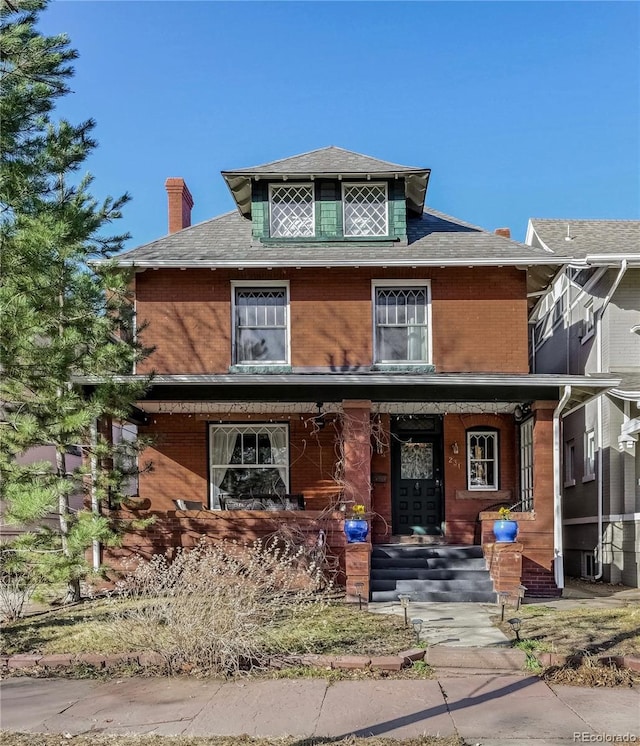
[372,280,432,365]
[466,430,499,491]
[564,439,576,487]
[231,280,290,366]
[268,183,315,238]
[342,182,389,238]
[209,423,289,510]
[583,429,596,481]
[519,418,534,511]
[581,300,595,344]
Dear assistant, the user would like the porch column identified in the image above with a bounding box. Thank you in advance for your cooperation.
[526,400,561,596]
[342,400,372,604]
[341,400,372,511]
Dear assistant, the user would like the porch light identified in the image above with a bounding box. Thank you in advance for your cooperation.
[508,617,522,642]
[315,402,326,430]
[398,594,411,627]
[355,582,365,611]
[450,442,459,455]
[411,617,424,643]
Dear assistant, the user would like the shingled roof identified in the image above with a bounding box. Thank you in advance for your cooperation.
[528,219,640,261]
[224,145,427,175]
[222,146,431,217]
[114,207,553,268]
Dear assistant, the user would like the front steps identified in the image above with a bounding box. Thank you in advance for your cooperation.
[370,544,496,603]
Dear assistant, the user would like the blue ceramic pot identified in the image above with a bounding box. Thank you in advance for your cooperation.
[344,519,369,543]
[493,519,518,543]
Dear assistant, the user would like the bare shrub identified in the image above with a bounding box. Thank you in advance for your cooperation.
[0,547,41,621]
[108,538,331,675]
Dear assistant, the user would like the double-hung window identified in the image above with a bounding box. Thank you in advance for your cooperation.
[374,283,431,363]
[269,184,314,238]
[233,284,289,365]
[343,183,388,237]
[209,424,288,509]
[467,430,499,491]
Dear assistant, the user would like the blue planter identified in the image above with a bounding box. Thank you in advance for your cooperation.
[493,519,518,543]
[344,519,369,543]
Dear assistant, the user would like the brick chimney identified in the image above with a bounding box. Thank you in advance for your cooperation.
[165,177,194,234]
[494,227,511,239]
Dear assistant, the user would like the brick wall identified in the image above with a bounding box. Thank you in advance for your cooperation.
[443,413,517,544]
[478,401,560,597]
[139,411,342,511]
[136,267,529,375]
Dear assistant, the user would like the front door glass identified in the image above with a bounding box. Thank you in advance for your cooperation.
[401,442,433,479]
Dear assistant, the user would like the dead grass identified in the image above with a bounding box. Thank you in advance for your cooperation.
[541,654,639,688]
[1,600,414,659]
[496,605,640,657]
[0,735,464,746]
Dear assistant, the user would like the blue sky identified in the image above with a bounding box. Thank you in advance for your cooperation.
[40,1,639,246]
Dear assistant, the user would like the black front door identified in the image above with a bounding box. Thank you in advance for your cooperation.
[391,417,443,536]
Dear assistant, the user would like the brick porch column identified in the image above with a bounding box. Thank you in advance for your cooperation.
[342,400,372,603]
[341,399,372,512]
[526,400,561,596]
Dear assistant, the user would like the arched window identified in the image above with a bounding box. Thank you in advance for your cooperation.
[466,427,499,491]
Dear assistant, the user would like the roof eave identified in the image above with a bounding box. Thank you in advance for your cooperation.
[222,170,431,218]
[107,256,559,270]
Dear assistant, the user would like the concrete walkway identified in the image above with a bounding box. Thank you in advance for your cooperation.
[369,600,510,647]
[1,675,638,744]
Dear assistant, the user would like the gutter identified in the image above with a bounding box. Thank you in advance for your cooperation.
[554,385,572,590]
[594,259,628,579]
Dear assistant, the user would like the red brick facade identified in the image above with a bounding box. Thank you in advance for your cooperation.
[135,266,529,376]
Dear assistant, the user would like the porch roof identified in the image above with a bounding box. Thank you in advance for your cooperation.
[77,373,619,412]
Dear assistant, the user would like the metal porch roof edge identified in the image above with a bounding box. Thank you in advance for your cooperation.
[75,373,619,409]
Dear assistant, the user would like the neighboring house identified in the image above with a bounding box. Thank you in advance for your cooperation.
[0,447,83,540]
[86,147,615,599]
[526,219,640,587]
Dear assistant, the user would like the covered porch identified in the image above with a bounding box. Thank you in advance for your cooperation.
[94,373,617,599]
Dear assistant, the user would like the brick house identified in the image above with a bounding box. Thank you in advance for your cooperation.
[93,147,616,600]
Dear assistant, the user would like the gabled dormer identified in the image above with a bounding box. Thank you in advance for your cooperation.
[222,146,430,246]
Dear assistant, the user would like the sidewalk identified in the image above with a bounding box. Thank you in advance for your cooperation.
[1,675,638,744]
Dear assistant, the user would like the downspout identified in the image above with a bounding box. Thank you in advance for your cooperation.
[90,419,100,571]
[554,385,572,589]
[594,259,628,579]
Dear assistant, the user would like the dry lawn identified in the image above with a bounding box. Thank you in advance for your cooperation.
[1,600,414,658]
[0,736,464,746]
[509,605,640,657]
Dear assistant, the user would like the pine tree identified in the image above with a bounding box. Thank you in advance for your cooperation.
[0,0,150,601]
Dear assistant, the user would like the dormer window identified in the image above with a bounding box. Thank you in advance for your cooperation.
[269,184,315,238]
[343,183,388,237]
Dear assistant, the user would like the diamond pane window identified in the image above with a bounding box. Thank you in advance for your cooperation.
[235,288,287,364]
[375,286,429,362]
[467,431,499,490]
[343,184,388,237]
[269,184,314,238]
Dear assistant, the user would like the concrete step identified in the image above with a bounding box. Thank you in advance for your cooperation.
[371,557,487,570]
[372,545,484,560]
[425,645,526,671]
[370,578,495,593]
[370,569,492,581]
[370,589,497,603]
